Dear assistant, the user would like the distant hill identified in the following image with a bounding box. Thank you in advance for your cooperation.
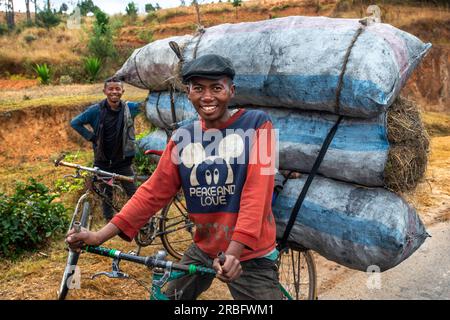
[0,0,448,111]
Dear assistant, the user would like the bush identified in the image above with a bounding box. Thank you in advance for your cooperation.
[33,63,51,85]
[145,11,158,23]
[59,75,73,85]
[0,179,68,259]
[134,131,158,176]
[84,56,102,82]
[36,10,62,29]
[133,147,157,176]
[24,34,38,44]
[0,23,9,35]
[137,30,154,43]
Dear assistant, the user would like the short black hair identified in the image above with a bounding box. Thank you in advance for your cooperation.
[104,76,123,88]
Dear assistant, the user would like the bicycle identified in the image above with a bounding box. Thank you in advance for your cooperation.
[65,240,306,300]
[56,153,318,300]
[54,154,148,300]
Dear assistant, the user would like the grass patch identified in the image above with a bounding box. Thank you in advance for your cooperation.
[156,8,191,23]
[154,22,197,34]
[422,111,450,137]
[0,83,148,112]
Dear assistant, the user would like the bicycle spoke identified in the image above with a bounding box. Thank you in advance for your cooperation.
[278,249,315,300]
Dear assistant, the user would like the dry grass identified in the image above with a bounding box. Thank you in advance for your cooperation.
[0,83,148,112]
[0,24,87,76]
[421,111,450,136]
[384,96,430,192]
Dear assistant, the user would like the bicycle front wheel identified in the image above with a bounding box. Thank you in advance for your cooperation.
[277,248,317,300]
[57,201,91,300]
[159,196,195,260]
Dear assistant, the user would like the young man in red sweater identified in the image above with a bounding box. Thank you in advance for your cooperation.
[66,54,282,300]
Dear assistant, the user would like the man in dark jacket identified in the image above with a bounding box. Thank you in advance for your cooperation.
[70,77,141,221]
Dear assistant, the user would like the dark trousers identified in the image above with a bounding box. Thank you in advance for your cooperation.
[165,243,284,300]
[98,165,137,220]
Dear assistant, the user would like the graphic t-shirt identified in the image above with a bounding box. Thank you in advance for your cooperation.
[111,109,277,261]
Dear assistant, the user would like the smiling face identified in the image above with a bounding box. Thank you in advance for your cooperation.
[187,77,235,129]
[103,81,124,109]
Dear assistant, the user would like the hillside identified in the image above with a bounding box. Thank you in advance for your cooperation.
[0,0,449,111]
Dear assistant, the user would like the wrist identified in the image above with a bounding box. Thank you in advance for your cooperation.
[225,241,245,260]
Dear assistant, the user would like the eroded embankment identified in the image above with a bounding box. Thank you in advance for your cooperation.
[0,104,92,166]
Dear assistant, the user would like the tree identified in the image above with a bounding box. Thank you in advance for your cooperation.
[25,0,32,25]
[232,0,242,20]
[77,0,100,16]
[46,0,51,11]
[36,8,61,29]
[145,3,155,12]
[5,0,15,29]
[155,3,161,10]
[88,9,116,63]
[32,0,37,23]
[125,2,138,19]
[180,0,186,6]
[60,3,69,13]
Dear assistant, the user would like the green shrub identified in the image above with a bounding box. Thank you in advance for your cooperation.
[133,147,157,176]
[134,130,158,176]
[138,30,154,43]
[59,75,73,85]
[0,178,68,259]
[0,23,9,35]
[24,34,38,44]
[84,56,102,82]
[36,10,62,29]
[33,63,51,85]
[54,178,84,194]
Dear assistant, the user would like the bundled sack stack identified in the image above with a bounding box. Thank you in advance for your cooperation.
[141,93,429,191]
[117,16,431,272]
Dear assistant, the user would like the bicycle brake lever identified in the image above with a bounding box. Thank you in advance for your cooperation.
[91,271,129,280]
[91,258,129,280]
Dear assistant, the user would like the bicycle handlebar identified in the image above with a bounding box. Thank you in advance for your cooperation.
[84,245,216,276]
[55,159,148,183]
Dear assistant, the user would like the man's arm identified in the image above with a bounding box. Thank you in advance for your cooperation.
[70,106,96,142]
[126,101,144,118]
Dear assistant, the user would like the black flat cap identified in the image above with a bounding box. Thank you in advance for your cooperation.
[181,54,235,83]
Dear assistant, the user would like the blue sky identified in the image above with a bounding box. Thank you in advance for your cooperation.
[12,1,232,15]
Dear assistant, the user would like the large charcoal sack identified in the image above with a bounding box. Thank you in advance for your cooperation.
[116,16,431,118]
[145,92,389,187]
[273,176,429,271]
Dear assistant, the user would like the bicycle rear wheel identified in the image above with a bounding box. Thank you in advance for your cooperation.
[277,248,317,300]
[57,201,91,300]
[159,195,195,260]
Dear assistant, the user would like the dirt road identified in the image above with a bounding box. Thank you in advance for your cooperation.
[319,221,450,300]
